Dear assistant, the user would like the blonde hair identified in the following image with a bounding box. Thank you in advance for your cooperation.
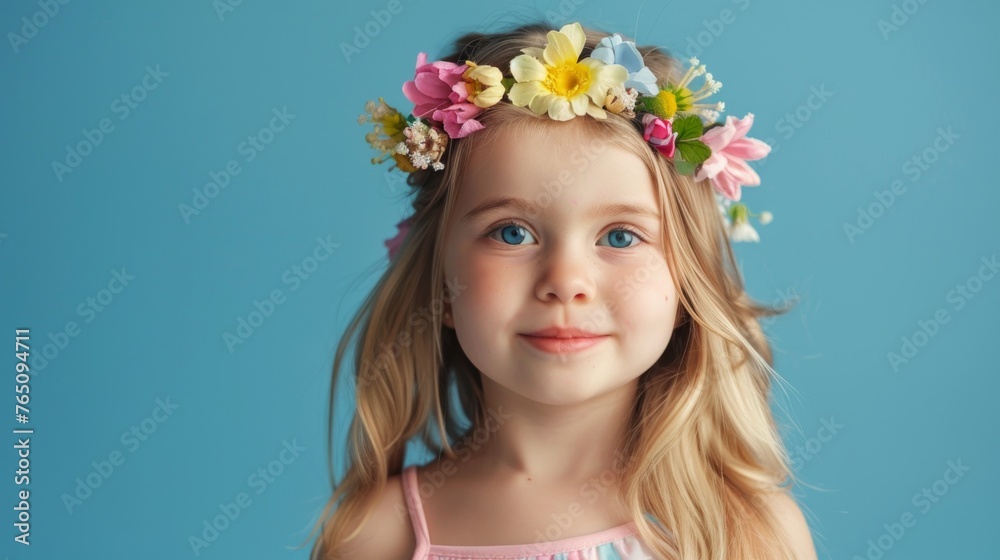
[308,21,802,560]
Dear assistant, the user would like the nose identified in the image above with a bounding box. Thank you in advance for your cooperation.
[534,242,597,304]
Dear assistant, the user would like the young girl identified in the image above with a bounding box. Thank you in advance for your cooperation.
[310,20,817,560]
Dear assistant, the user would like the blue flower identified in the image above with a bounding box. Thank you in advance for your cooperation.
[591,34,659,96]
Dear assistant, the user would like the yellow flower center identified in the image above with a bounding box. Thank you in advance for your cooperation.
[656,90,679,118]
[545,62,591,97]
[465,81,483,100]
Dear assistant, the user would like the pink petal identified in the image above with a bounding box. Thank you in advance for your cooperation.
[434,102,481,121]
[695,153,726,181]
[656,134,677,158]
[722,156,761,187]
[728,113,754,140]
[448,117,485,138]
[402,82,444,118]
[414,72,453,99]
[724,137,771,161]
[413,52,427,69]
[385,216,413,260]
[711,171,741,201]
[701,123,736,150]
[450,81,470,103]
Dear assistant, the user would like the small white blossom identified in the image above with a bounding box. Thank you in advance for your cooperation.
[729,221,760,243]
[409,153,431,169]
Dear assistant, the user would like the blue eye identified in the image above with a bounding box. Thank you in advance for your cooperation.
[485,222,645,248]
[488,223,537,245]
[599,228,642,248]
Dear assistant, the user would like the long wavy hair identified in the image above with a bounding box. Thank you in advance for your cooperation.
[308,21,802,560]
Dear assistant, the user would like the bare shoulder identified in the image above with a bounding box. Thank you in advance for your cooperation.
[336,473,415,560]
[759,489,818,560]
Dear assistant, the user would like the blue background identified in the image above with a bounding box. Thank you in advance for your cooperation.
[1,0,996,558]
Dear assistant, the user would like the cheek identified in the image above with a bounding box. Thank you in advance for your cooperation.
[614,260,677,326]
[452,253,519,315]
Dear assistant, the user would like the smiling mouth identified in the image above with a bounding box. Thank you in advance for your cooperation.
[517,334,609,354]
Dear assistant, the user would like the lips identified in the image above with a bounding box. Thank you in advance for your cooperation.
[518,326,609,354]
[523,326,604,338]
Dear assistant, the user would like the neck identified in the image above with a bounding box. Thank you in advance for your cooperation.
[471,376,638,486]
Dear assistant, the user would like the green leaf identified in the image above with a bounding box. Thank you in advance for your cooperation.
[676,140,711,165]
[673,159,698,176]
[501,77,516,92]
[672,115,704,141]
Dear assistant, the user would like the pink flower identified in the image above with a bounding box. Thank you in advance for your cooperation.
[435,101,485,138]
[385,216,413,260]
[641,114,677,158]
[402,53,485,139]
[402,53,465,116]
[695,113,771,201]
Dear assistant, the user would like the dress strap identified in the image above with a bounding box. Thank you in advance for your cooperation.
[401,465,431,557]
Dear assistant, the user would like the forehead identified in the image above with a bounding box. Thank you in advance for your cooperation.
[455,121,660,220]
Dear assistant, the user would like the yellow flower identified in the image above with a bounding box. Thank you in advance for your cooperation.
[508,22,628,121]
[652,57,724,121]
[463,62,504,108]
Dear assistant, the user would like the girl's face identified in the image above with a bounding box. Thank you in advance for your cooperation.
[442,121,680,406]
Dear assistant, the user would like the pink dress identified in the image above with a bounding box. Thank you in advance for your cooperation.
[402,465,658,560]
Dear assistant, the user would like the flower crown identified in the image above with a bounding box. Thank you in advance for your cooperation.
[361,22,774,256]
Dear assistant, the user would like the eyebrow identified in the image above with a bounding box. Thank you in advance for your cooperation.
[460,196,660,224]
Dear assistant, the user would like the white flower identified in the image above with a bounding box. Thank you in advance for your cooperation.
[759,211,773,225]
[729,220,760,243]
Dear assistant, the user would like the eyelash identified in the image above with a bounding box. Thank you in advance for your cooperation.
[484,220,648,246]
